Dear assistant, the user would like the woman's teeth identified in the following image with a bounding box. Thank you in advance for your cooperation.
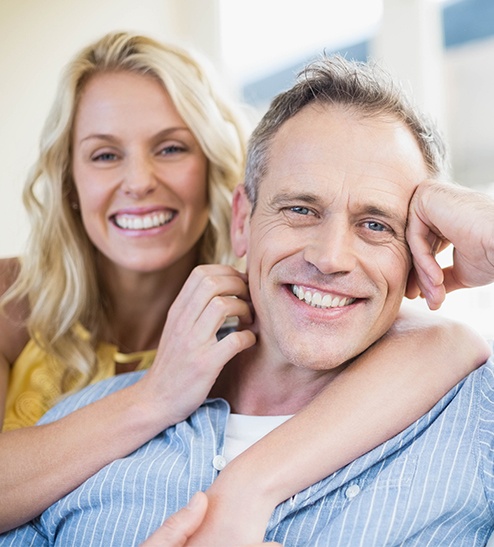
[113,211,174,230]
[291,284,356,309]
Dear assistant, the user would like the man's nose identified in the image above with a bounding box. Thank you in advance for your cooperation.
[121,155,158,198]
[303,217,358,274]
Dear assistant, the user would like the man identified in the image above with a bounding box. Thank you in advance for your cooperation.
[2,56,494,546]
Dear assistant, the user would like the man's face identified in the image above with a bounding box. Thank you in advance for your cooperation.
[232,104,430,371]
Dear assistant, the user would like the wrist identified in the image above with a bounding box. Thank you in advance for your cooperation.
[117,378,176,439]
[212,453,287,512]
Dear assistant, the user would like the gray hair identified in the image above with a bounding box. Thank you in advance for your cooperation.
[245,54,447,207]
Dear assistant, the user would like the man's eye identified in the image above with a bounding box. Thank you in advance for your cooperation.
[289,206,311,215]
[365,220,388,232]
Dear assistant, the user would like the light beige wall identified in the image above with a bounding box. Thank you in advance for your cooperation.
[0,0,221,257]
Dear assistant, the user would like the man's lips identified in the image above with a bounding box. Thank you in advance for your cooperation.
[111,210,176,231]
[291,284,357,309]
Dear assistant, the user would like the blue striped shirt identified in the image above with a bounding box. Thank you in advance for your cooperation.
[2,352,494,546]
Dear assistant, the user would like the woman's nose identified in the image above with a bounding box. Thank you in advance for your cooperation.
[121,155,158,198]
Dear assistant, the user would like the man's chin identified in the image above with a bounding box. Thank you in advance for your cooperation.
[278,341,355,373]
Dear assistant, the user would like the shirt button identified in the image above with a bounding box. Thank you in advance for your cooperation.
[345,484,361,500]
[212,455,227,471]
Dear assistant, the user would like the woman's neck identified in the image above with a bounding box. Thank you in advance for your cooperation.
[96,250,199,353]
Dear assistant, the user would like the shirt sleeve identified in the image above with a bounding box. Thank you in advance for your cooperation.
[478,351,494,520]
[0,520,48,546]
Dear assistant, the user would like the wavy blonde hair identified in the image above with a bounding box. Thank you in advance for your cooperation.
[3,31,250,391]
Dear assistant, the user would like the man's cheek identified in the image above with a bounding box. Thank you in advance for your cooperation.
[387,244,413,276]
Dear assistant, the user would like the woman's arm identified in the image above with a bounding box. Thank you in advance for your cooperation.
[185,309,490,546]
[0,264,255,533]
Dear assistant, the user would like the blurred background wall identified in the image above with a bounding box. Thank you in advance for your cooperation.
[0,0,492,337]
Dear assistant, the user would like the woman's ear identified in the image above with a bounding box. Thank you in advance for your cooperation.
[230,184,252,258]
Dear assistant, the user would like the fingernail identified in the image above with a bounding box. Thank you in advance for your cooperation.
[186,492,201,510]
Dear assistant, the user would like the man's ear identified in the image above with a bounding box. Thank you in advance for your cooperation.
[230,184,252,258]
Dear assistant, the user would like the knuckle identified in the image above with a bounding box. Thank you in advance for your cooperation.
[191,264,208,280]
[222,331,250,353]
[200,274,222,295]
[209,294,229,315]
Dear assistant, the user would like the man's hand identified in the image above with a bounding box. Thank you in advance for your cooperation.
[406,180,494,309]
[140,491,282,547]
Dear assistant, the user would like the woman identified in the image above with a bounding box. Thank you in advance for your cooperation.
[0,31,488,538]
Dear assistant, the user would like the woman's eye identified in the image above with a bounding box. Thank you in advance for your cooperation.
[159,144,185,156]
[92,152,117,162]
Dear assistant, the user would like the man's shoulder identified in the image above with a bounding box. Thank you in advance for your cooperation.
[38,370,146,425]
[466,342,494,390]
[440,345,494,418]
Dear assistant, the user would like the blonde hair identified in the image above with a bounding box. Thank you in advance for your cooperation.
[3,31,250,391]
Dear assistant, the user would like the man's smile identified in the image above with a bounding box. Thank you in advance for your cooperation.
[291,284,357,309]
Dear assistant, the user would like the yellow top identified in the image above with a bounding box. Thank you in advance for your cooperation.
[3,328,156,432]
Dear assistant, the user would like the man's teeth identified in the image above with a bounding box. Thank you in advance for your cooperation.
[291,285,356,309]
[114,211,174,230]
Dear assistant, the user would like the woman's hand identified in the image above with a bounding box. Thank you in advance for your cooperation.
[138,264,256,428]
[406,180,494,309]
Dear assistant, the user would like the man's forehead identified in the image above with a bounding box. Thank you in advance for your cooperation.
[264,104,427,203]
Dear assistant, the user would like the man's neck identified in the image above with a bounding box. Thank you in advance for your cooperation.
[211,343,347,416]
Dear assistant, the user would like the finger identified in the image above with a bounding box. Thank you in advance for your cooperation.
[405,265,446,310]
[140,492,208,547]
[441,265,468,294]
[204,329,257,374]
[405,268,421,300]
[425,285,446,311]
[193,296,253,345]
[409,258,440,305]
[406,201,446,288]
[169,268,250,328]
[409,236,445,288]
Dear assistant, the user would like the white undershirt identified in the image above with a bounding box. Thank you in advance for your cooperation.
[223,413,293,464]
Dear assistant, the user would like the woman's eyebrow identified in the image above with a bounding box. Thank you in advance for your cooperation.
[79,126,192,145]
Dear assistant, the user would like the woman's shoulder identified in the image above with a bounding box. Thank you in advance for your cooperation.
[0,256,21,293]
[0,256,30,365]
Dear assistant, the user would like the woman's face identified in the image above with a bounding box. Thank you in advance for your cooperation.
[71,71,209,275]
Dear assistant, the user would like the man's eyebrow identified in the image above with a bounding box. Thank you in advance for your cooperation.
[361,205,407,226]
[270,192,320,206]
